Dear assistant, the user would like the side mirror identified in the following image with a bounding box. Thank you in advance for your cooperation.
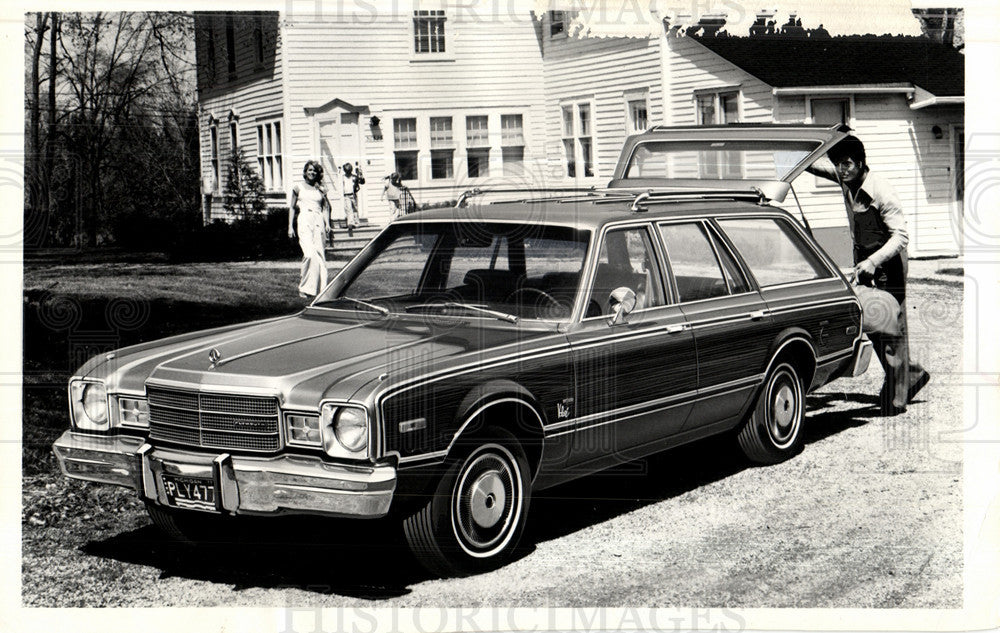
[607,287,637,326]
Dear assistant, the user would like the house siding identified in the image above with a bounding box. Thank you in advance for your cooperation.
[543,32,665,186]
[664,36,774,125]
[195,12,285,222]
[281,12,545,225]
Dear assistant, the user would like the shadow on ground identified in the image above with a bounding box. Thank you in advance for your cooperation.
[81,392,879,598]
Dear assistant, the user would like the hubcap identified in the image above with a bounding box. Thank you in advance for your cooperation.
[469,471,506,528]
[766,369,800,447]
[452,445,522,556]
[772,383,795,430]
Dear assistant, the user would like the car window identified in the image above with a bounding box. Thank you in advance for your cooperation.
[707,226,751,294]
[658,222,731,302]
[717,218,832,287]
[585,227,664,318]
[327,222,590,320]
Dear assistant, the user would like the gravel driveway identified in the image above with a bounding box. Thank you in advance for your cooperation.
[20,278,962,608]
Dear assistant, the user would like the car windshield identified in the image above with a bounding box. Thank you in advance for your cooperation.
[314,222,591,321]
[623,139,821,181]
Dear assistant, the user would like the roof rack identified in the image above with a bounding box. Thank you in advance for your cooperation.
[455,185,768,211]
[456,186,599,207]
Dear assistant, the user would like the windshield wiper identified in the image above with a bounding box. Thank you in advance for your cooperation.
[331,296,391,316]
[405,302,518,324]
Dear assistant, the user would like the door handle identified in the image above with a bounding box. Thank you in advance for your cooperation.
[664,323,688,334]
[749,310,767,321]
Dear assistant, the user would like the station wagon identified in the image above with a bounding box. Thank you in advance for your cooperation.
[54,124,872,575]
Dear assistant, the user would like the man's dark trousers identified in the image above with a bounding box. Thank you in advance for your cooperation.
[855,245,927,412]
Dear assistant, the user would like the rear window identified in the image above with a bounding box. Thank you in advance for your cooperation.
[717,218,832,287]
[624,140,820,181]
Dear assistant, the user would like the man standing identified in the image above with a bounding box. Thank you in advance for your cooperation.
[341,162,364,235]
[809,135,930,415]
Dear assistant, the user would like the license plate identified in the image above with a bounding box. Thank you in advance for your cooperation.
[161,474,216,511]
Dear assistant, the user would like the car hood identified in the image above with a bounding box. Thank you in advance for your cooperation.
[80,312,553,409]
[607,123,851,202]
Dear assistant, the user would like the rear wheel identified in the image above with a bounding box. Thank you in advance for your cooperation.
[737,361,805,464]
[402,426,531,577]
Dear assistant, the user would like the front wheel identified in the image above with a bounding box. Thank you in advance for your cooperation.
[737,361,805,464]
[402,427,531,577]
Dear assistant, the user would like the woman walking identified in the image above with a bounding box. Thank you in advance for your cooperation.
[288,160,331,298]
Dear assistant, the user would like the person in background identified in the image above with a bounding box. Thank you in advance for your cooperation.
[341,162,364,235]
[808,135,930,416]
[288,160,330,298]
[382,172,405,221]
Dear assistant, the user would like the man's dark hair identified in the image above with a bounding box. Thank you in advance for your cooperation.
[827,135,867,166]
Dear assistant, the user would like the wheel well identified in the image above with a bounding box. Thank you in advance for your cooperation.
[454,399,545,481]
[773,338,817,390]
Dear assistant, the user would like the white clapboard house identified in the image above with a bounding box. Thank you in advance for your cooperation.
[195,9,964,260]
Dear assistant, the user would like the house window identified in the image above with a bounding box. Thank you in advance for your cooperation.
[413,10,446,54]
[696,90,740,124]
[561,106,575,177]
[501,114,524,175]
[256,119,283,191]
[809,97,850,125]
[393,118,418,181]
[466,115,490,178]
[430,117,454,180]
[209,123,220,193]
[627,96,649,133]
[253,14,265,66]
[549,11,566,37]
[696,90,741,178]
[578,104,593,177]
[225,14,236,77]
[229,120,239,153]
[562,102,594,178]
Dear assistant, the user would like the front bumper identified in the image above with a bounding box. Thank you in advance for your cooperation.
[52,431,396,518]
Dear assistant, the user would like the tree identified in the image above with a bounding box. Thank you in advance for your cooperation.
[223,146,267,220]
[23,12,200,249]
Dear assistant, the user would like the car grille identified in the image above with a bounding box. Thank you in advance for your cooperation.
[146,386,282,453]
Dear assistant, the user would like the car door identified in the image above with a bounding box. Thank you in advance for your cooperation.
[656,219,772,431]
[555,224,697,469]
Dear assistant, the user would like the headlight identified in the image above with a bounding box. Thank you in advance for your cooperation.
[320,403,369,456]
[69,380,110,432]
[119,397,149,429]
[334,408,368,452]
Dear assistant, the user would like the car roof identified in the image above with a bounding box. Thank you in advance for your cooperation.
[394,194,797,233]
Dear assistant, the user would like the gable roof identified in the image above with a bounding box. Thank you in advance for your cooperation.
[691,36,964,97]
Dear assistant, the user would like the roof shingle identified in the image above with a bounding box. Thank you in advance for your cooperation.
[691,36,964,97]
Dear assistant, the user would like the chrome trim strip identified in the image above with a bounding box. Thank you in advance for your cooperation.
[767,297,860,315]
[816,348,854,365]
[144,378,283,399]
[547,379,761,439]
[398,450,449,466]
[545,374,763,434]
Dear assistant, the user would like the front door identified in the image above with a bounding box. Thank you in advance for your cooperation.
[317,111,365,219]
[559,225,697,469]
